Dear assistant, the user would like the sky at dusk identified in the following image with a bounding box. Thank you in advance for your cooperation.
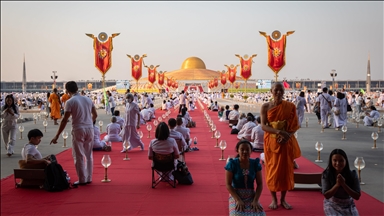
[1,1,383,82]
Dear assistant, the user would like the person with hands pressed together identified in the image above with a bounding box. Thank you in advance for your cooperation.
[260,82,301,210]
[50,81,97,186]
[120,93,144,153]
[225,140,265,216]
[322,149,360,216]
[1,94,19,156]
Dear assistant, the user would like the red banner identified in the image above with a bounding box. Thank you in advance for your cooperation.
[158,72,165,86]
[227,66,238,84]
[147,66,158,84]
[166,77,171,87]
[240,58,253,80]
[94,37,113,75]
[213,78,218,87]
[131,58,144,81]
[266,35,287,73]
[220,72,227,85]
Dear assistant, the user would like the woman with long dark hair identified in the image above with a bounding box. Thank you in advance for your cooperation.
[225,140,265,215]
[1,94,19,156]
[322,149,360,215]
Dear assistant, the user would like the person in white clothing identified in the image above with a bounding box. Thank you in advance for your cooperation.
[168,118,188,151]
[228,104,240,121]
[1,94,20,156]
[104,116,122,142]
[296,92,308,127]
[333,92,348,129]
[317,87,332,128]
[237,116,257,141]
[141,108,154,122]
[113,110,125,129]
[20,129,51,169]
[92,120,108,151]
[231,113,246,134]
[121,93,144,152]
[162,100,167,110]
[178,90,186,114]
[50,81,98,186]
[175,117,191,146]
[363,106,380,126]
[148,103,156,119]
[251,117,264,151]
[327,90,336,127]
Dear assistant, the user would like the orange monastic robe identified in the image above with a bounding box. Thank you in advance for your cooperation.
[49,93,61,119]
[264,100,301,192]
[61,93,70,106]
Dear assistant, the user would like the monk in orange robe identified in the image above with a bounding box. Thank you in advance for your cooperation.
[260,82,301,210]
[61,90,71,107]
[48,88,62,125]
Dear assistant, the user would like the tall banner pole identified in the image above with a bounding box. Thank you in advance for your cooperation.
[259,30,294,83]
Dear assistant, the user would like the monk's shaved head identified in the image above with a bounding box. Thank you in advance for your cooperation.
[271,82,284,90]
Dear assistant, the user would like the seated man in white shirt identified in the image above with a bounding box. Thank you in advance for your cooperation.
[19,129,51,169]
[250,116,264,151]
[231,113,246,134]
[237,116,257,141]
[228,104,240,124]
[113,110,125,129]
[148,103,156,119]
[168,118,188,153]
[140,107,154,122]
[174,117,191,147]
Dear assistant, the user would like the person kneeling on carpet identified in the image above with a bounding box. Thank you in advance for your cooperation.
[322,149,361,216]
[92,120,111,151]
[225,140,265,216]
[148,122,180,181]
[104,116,122,142]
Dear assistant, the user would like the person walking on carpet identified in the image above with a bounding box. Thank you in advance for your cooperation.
[50,81,98,186]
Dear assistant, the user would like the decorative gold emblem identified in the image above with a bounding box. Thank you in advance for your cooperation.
[243,65,249,71]
[133,65,140,72]
[244,54,249,59]
[98,32,108,42]
[272,30,281,40]
[134,54,140,60]
[98,49,108,59]
[272,47,281,57]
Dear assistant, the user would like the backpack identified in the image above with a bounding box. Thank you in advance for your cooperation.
[172,160,193,185]
[43,156,70,192]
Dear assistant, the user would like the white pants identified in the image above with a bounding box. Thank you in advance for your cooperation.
[2,126,17,154]
[121,126,144,150]
[297,108,305,127]
[72,128,94,183]
[306,104,312,113]
[320,108,329,128]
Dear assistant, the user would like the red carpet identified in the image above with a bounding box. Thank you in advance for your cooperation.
[1,101,383,216]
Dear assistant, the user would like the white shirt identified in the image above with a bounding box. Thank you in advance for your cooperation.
[148,138,179,157]
[21,143,42,160]
[141,109,153,121]
[169,129,188,149]
[65,93,94,131]
[115,116,125,128]
[251,125,264,149]
[237,121,256,140]
[174,125,190,141]
[228,110,240,120]
[235,118,247,131]
[179,93,186,105]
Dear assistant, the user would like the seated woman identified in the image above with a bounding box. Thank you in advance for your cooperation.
[363,106,380,126]
[92,120,110,151]
[237,116,257,141]
[148,122,180,180]
[231,113,246,134]
[104,116,122,142]
[322,149,360,216]
[225,140,265,216]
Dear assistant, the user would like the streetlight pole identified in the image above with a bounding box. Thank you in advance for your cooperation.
[51,71,58,90]
[330,69,337,90]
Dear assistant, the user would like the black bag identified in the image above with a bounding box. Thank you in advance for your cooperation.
[172,160,193,185]
[347,104,352,112]
[43,156,70,192]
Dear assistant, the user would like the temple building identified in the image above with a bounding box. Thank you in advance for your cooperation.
[130,56,245,93]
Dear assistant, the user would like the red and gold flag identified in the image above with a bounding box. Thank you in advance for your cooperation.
[239,57,255,80]
[147,65,159,84]
[266,35,287,74]
[93,37,113,75]
[158,72,165,86]
[220,71,227,85]
[166,77,171,87]
[131,57,144,81]
[225,65,238,84]
[213,78,218,87]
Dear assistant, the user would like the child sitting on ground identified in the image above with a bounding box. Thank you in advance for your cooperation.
[92,120,110,151]
[104,116,122,142]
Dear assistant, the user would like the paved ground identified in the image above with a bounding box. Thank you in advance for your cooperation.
[1,97,383,202]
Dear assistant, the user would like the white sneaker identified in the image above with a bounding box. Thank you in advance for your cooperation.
[121,149,126,153]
